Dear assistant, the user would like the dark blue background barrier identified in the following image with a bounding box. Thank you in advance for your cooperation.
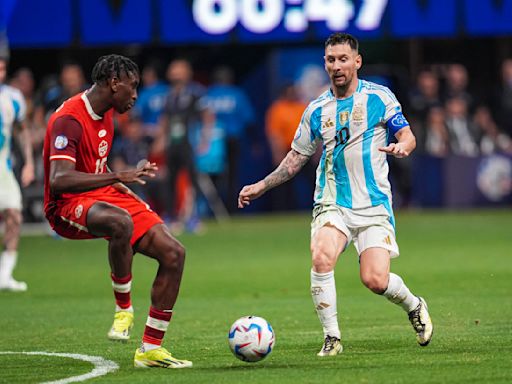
[4,0,512,47]
[412,154,512,208]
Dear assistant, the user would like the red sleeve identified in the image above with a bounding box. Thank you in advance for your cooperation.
[49,115,83,163]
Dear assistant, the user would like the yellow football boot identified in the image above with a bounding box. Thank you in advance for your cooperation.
[134,346,193,368]
[107,310,134,341]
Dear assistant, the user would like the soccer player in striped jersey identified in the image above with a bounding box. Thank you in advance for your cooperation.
[238,33,433,356]
[0,56,34,292]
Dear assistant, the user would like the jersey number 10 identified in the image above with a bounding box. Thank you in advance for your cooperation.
[335,127,350,147]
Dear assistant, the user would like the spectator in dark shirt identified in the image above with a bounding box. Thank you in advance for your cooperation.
[201,66,255,211]
[424,106,450,158]
[442,64,474,110]
[408,69,442,151]
[495,59,512,137]
[445,97,479,157]
[473,105,512,155]
[156,58,205,231]
[132,59,168,143]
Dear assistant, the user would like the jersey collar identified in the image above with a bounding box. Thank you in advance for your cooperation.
[81,92,103,121]
[329,79,361,99]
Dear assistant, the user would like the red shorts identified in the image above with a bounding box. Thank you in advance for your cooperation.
[46,186,163,246]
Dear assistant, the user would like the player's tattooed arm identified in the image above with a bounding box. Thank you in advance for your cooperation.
[263,149,310,190]
[238,149,310,208]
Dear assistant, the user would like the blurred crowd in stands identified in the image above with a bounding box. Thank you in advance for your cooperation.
[407,62,512,158]
[6,57,512,230]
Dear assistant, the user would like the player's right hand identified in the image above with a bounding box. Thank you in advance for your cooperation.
[21,162,35,187]
[118,160,158,185]
[238,181,266,208]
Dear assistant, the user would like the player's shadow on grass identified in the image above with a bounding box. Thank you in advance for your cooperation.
[199,364,307,371]
[197,358,352,371]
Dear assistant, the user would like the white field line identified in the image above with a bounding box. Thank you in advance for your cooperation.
[0,351,119,384]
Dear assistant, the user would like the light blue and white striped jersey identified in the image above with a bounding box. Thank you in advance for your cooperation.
[0,84,26,171]
[292,79,409,224]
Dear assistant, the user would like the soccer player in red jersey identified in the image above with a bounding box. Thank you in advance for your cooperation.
[43,55,191,369]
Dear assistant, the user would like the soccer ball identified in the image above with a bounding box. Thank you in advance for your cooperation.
[228,316,275,362]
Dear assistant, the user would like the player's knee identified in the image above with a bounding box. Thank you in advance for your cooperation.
[361,271,388,294]
[311,246,335,272]
[160,242,186,271]
[5,209,21,227]
[110,212,134,239]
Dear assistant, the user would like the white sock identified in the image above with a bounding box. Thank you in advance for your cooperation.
[142,343,160,352]
[383,273,420,312]
[115,305,134,313]
[311,270,340,339]
[0,250,18,283]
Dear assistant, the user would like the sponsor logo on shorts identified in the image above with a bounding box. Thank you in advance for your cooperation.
[75,204,83,219]
[98,129,107,138]
[98,140,108,157]
[383,235,392,245]
[54,135,68,149]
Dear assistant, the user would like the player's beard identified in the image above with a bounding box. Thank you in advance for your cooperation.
[335,70,354,85]
[333,74,353,94]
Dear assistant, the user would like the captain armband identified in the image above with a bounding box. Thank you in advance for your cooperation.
[386,112,409,135]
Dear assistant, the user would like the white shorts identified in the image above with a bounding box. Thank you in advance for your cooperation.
[311,204,399,258]
[0,170,22,211]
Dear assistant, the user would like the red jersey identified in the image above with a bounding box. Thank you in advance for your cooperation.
[43,92,114,213]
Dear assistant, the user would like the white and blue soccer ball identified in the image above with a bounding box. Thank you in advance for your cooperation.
[228,316,275,362]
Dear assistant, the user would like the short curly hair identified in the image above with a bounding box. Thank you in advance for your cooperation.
[91,54,139,85]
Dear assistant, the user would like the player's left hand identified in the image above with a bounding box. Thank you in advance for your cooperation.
[21,162,35,187]
[378,143,410,158]
[118,159,158,185]
[135,159,158,184]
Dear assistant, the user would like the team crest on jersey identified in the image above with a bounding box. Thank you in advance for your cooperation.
[98,129,107,138]
[351,105,364,122]
[75,204,83,219]
[339,111,349,125]
[54,135,68,149]
[98,140,108,157]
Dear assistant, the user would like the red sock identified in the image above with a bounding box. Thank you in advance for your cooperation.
[142,306,173,347]
[111,273,132,310]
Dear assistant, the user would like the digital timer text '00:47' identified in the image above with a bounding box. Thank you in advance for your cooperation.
[192,0,388,34]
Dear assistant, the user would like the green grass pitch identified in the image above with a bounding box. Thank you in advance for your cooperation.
[1,210,511,383]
